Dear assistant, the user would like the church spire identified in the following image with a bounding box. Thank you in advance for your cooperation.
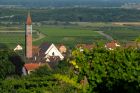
[26,12,32,25]
[26,12,33,59]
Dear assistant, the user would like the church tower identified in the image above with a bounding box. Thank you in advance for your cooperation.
[26,12,32,58]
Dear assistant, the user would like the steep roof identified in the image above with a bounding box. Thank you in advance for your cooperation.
[24,63,40,71]
[26,12,32,25]
[39,42,51,52]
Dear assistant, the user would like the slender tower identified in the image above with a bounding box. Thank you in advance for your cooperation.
[26,12,32,58]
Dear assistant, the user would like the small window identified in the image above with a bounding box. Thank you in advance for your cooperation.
[52,52,55,56]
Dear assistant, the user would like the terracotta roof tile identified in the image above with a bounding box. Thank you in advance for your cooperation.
[105,40,120,49]
[24,63,40,71]
[76,44,95,49]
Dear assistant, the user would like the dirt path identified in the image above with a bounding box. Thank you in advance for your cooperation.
[33,31,46,41]
[96,31,113,40]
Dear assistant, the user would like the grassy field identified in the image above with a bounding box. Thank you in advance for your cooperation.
[0,32,25,49]
[33,25,105,47]
[0,31,38,49]
[0,22,140,49]
[102,26,140,41]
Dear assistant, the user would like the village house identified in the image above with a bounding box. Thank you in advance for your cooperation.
[76,44,95,52]
[39,43,64,62]
[22,63,40,75]
[105,40,121,50]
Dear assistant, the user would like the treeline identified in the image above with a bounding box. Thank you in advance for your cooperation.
[1,8,140,22]
[0,0,123,8]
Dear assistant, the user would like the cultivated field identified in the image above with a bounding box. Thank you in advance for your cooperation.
[0,30,38,49]
[0,22,140,49]
[34,25,105,47]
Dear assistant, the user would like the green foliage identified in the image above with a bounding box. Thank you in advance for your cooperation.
[53,74,81,89]
[32,65,52,76]
[0,50,15,79]
[54,60,71,74]
[135,37,140,42]
[71,48,140,93]
[1,8,140,22]
[0,49,24,79]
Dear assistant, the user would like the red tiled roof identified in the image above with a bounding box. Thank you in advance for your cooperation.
[76,44,95,49]
[105,40,120,49]
[24,63,40,71]
[106,43,116,49]
[26,12,32,25]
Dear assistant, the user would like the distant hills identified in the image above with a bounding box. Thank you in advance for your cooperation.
[0,0,140,8]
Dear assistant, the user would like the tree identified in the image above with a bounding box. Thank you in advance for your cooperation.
[71,48,140,93]
[0,49,24,79]
[0,50,15,79]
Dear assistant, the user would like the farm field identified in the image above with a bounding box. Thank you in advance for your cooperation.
[0,32,25,49]
[0,30,38,49]
[102,26,140,41]
[0,22,140,49]
[33,25,105,47]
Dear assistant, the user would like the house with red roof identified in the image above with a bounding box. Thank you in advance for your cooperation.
[22,63,41,75]
[105,40,121,50]
[76,44,95,52]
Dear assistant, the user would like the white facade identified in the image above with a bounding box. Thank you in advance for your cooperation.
[44,44,64,60]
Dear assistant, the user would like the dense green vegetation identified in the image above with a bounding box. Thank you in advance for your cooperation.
[1,8,140,22]
[71,47,140,92]
[0,47,140,93]
[0,50,24,79]
[0,0,125,8]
